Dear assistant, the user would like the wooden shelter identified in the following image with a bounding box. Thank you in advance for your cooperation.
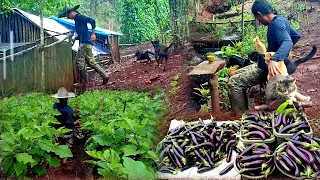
[0,9,74,97]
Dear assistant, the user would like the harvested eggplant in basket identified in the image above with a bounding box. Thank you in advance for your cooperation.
[239,111,273,140]
[275,133,320,179]
[235,143,274,177]
[274,111,311,134]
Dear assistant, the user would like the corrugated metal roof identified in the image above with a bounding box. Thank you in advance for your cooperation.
[14,8,70,41]
[50,17,123,36]
[12,8,111,56]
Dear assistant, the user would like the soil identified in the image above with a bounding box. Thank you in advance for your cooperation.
[24,1,320,180]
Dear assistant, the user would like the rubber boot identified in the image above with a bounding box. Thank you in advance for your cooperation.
[75,68,87,94]
[91,64,109,85]
[229,90,249,113]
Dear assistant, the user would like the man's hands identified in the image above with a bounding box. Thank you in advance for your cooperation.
[268,60,281,76]
[91,34,96,41]
[74,120,82,126]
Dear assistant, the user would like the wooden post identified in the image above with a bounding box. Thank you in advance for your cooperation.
[241,0,245,39]
[209,73,220,112]
[110,36,120,63]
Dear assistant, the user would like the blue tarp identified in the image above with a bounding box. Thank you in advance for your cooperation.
[50,17,123,37]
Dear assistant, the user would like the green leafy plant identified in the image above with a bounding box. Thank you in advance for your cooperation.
[170,73,181,94]
[0,94,73,178]
[193,82,211,103]
[68,91,166,179]
[218,68,231,110]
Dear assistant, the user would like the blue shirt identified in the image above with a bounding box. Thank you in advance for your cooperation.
[53,103,74,129]
[74,14,96,44]
[267,15,301,62]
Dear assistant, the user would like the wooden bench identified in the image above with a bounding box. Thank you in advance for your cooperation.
[188,57,225,112]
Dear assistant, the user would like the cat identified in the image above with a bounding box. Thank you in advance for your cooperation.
[265,74,310,102]
[151,40,173,71]
[135,50,155,63]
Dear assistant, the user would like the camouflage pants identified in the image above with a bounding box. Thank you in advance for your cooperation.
[228,64,264,93]
[75,44,96,70]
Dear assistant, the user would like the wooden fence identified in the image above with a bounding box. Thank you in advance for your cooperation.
[0,41,74,98]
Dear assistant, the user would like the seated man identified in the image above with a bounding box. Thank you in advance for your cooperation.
[227,0,301,113]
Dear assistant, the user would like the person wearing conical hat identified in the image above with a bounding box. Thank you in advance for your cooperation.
[57,5,109,87]
[52,87,81,129]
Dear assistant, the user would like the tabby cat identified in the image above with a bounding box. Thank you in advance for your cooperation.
[265,74,311,102]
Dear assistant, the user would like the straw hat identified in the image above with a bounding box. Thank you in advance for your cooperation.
[57,5,80,18]
[52,87,75,98]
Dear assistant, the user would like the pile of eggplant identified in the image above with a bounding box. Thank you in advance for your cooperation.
[275,132,320,179]
[274,111,311,134]
[157,121,240,174]
[235,143,274,177]
[240,111,273,140]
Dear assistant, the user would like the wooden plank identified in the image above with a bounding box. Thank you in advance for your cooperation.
[188,58,225,75]
[195,19,255,25]
[110,36,120,62]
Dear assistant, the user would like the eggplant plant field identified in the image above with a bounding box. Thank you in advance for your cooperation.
[0,91,166,179]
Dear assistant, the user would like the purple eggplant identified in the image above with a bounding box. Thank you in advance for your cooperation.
[191,133,199,145]
[159,167,178,174]
[167,148,178,167]
[170,149,182,168]
[285,138,311,148]
[277,154,294,168]
[172,146,187,165]
[274,114,282,127]
[241,159,265,167]
[288,142,309,164]
[312,162,319,171]
[261,157,273,170]
[238,144,256,157]
[282,113,287,126]
[226,148,233,163]
[243,131,266,139]
[314,151,320,164]
[252,149,272,155]
[238,167,262,174]
[193,131,205,139]
[278,158,291,172]
[287,123,309,134]
[194,150,209,167]
[292,131,304,140]
[219,163,234,176]
[240,154,272,162]
[246,124,271,137]
[286,148,302,164]
[200,149,214,167]
[279,121,304,133]
[297,147,315,164]
[225,139,236,152]
[197,165,213,174]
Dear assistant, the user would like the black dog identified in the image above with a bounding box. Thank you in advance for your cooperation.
[248,46,317,76]
[135,50,155,63]
[151,40,173,71]
[227,55,252,68]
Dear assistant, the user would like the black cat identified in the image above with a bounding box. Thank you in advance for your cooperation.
[135,50,155,63]
[249,46,317,76]
[151,40,173,71]
[227,55,253,68]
